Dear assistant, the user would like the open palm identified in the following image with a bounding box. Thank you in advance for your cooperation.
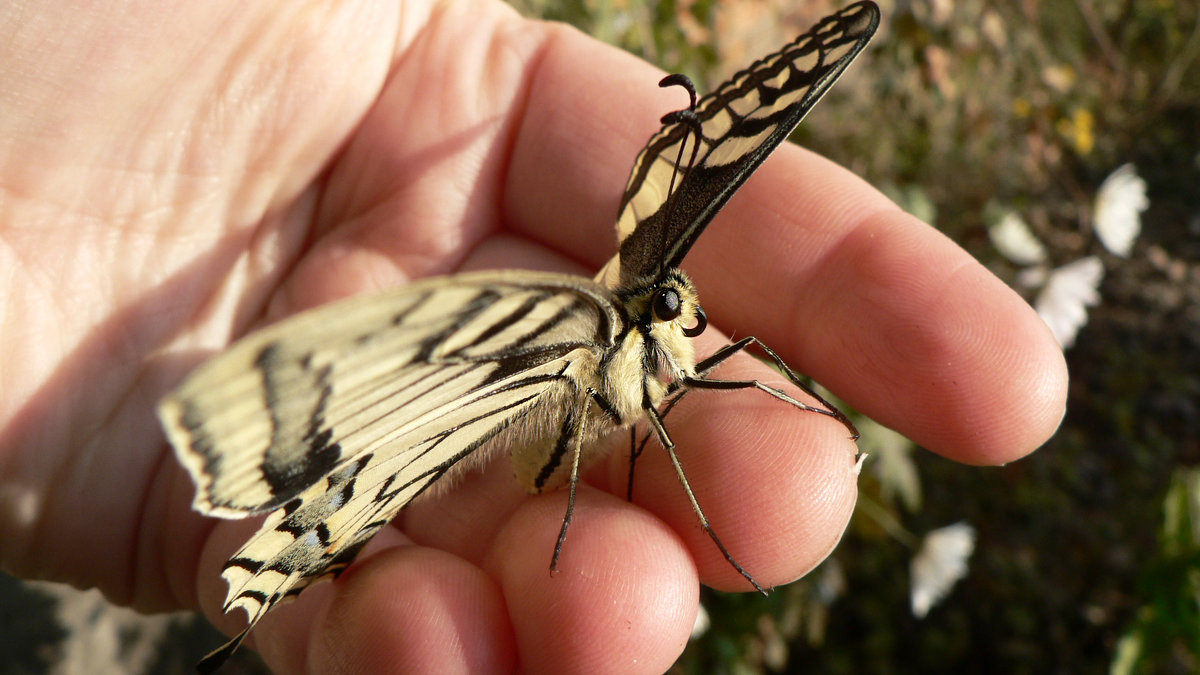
[0,1,1067,672]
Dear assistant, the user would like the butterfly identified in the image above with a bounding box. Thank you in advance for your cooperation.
[158,2,879,670]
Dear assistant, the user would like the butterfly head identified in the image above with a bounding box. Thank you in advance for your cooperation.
[648,278,707,339]
[619,269,707,388]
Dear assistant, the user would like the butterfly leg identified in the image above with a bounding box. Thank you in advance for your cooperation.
[643,402,768,595]
[685,337,858,440]
[550,395,594,574]
[627,337,857,498]
[626,426,638,502]
[626,388,689,500]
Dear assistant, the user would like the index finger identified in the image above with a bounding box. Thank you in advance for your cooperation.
[505,25,1067,465]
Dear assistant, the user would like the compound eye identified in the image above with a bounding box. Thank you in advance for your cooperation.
[651,287,682,322]
[683,305,707,338]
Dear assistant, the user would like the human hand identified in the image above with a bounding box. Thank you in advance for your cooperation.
[0,0,1067,672]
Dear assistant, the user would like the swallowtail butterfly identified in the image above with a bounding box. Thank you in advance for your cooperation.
[159,2,879,669]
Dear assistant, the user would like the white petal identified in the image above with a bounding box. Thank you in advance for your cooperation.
[989,211,1047,265]
[859,419,920,511]
[690,603,710,639]
[1094,163,1148,257]
[911,523,977,618]
[815,557,847,604]
[1034,256,1104,349]
[1015,264,1049,289]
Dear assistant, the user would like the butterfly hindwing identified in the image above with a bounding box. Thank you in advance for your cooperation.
[602,1,879,288]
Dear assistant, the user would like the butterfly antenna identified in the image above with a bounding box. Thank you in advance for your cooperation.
[656,74,703,279]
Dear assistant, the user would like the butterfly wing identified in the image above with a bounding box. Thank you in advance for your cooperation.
[597,1,880,288]
[158,270,623,656]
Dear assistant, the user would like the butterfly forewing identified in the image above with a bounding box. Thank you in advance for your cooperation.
[604,1,879,287]
[159,271,627,632]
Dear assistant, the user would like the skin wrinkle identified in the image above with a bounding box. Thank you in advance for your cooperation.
[304,15,519,284]
[429,12,538,265]
[0,234,52,431]
[240,12,394,269]
[503,27,661,269]
[498,24,572,258]
[485,18,552,247]
[160,463,210,612]
[29,414,88,585]
[174,9,394,323]
[309,11,543,297]
[84,367,162,606]
[129,426,177,610]
[15,205,279,587]
[53,365,150,596]
[257,186,326,324]
[391,0,434,61]
[11,288,117,567]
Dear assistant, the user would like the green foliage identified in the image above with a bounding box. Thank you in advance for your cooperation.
[1113,468,1200,675]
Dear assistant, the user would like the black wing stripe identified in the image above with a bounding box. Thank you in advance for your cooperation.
[533,406,580,490]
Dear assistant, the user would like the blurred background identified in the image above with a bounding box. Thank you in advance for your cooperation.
[4,0,1197,672]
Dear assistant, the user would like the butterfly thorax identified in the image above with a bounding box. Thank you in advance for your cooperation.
[601,269,706,423]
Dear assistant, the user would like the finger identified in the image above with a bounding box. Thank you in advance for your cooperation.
[400,443,534,567]
[675,149,1067,466]
[485,487,698,674]
[297,546,516,674]
[200,523,516,674]
[504,29,1066,465]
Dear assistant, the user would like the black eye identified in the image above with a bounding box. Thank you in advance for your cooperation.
[652,288,682,322]
[683,305,707,338]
